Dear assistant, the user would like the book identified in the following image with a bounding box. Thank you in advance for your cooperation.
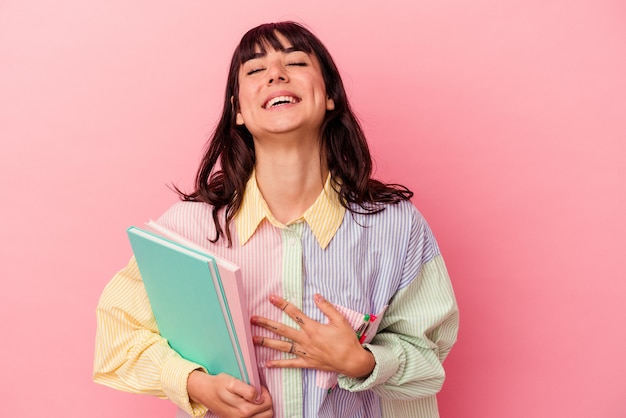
[127,222,261,393]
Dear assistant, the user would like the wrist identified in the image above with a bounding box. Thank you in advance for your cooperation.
[344,346,375,379]
[187,369,212,405]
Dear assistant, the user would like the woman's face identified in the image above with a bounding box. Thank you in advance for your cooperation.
[235,32,335,140]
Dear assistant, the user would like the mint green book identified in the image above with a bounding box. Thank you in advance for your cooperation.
[127,225,260,392]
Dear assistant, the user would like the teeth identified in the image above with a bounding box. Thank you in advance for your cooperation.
[265,96,298,109]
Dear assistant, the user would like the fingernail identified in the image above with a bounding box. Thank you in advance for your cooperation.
[269,294,278,303]
[314,294,324,302]
[252,336,263,345]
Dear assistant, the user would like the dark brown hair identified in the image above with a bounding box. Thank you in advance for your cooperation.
[180,22,413,245]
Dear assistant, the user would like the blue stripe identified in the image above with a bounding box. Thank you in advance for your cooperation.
[296,200,440,417]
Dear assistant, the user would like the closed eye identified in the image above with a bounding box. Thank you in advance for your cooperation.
[287,62,307,67]
[246,68,264,75]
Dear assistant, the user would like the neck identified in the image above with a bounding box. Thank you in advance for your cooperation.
[253,133,328,224]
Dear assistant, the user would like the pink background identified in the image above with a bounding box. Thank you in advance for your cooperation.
[1,1,625,417]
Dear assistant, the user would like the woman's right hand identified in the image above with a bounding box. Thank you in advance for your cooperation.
[187,370,273,418]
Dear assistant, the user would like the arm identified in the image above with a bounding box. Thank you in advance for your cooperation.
[93,257,273,417]
[249,256,457,400]
[93,257,210,417]
[338,254,459,400]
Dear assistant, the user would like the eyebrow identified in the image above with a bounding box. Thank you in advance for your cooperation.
[246,47,305,61]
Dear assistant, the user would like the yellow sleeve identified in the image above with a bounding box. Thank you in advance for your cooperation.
[93,257,209,417]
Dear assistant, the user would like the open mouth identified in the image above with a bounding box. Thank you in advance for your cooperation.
[263,95,301,109]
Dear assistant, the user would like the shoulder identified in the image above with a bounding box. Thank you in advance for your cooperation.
[350,200,426,232]
[350,200,440,258]
[155,200,219,241]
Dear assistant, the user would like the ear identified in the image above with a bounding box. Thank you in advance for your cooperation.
[326,97,335,111]
[231,95,245,125]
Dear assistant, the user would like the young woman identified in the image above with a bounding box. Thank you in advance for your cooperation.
[94,21,459,418]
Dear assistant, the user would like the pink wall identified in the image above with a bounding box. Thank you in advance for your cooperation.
[1,1,625,417]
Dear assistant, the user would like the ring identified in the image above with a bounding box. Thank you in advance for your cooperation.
[289,342,296,354]
[282,302,290,311]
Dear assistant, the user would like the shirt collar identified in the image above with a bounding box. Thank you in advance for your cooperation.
[235,171,345,249]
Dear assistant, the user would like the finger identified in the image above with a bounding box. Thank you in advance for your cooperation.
[256,386,274,408]
[254,337,311,360]
[234,380,262,404]
[269,295,310,327]
[253,336,294,353]
[249,387,274,418]
[221,374,260,403]
[313,293,349,325]
[251,315,298,340]
[266,356,336,372]
[266,357,311,369]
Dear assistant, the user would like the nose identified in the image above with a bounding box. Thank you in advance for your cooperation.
[267,63,288,85]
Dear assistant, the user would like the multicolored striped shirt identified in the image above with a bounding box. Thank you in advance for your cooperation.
[93,174,459,418]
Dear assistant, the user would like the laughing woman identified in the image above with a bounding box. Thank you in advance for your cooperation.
[93,21,459,418]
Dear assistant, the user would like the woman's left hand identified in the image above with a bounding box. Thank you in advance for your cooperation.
[251,293,375,379]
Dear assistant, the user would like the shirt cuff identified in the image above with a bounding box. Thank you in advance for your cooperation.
[161,356,209,417]
[337,343,399,391]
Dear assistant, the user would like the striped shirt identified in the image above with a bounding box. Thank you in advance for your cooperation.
[93,174,459,418]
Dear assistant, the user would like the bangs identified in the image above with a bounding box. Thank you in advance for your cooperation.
[237,22,315,63]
